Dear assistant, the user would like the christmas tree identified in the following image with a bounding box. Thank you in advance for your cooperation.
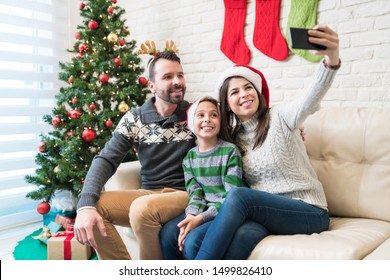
[25,0,148,206]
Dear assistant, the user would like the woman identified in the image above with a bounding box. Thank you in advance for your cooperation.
[193,25,341,259]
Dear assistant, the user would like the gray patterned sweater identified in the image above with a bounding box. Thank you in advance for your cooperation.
[77,97,196,209]
[236,62,337,210]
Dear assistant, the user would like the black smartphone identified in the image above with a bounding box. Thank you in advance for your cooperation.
[289,27,326,50]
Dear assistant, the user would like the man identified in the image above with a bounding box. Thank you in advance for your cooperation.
[74,51,196,260]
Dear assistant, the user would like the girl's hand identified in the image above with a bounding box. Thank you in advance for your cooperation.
[177,214,204,251]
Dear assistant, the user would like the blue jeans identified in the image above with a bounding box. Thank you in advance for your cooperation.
[195,187,330,260]
[160,212,268,260]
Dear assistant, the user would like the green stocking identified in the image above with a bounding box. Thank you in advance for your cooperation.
[286,0,323,62]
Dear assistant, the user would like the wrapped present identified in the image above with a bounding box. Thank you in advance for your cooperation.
[43,209,76,226]
[43,190,78,226]
[55,214,75,231]
[32,221,62,244]
[47,231,94,260]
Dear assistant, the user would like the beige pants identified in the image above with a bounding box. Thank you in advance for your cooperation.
[93,188,188,260]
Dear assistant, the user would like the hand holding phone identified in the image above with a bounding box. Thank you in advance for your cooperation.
[289,27,326,51]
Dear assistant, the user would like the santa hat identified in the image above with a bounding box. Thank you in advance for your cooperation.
[214,65,270,108]
[186,99,200,134]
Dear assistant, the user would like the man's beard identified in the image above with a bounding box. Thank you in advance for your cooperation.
[156,85,186,104]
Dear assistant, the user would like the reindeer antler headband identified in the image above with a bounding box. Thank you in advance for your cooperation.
[137,40,179,55]
[137,40,179,80]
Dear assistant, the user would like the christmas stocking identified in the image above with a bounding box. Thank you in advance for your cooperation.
[253,0,288,61]
[220,0,251,65]
[286,0,323,62]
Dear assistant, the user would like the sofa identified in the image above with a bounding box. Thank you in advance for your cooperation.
[104,107,390,260]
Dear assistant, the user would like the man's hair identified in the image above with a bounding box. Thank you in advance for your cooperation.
[147,51,181,82]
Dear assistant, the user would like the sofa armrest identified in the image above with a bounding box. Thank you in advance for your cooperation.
[104,160,141,191]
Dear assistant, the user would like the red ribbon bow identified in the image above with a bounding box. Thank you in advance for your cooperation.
[53,231,74,260]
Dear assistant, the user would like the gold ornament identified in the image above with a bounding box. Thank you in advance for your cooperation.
[118,101,129,113]
[107,32,118,44]
[54,166,60,173]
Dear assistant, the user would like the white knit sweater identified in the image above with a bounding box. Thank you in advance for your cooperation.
[236,62,337,209]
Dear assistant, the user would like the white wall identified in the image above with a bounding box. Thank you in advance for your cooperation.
[69,0,390,107]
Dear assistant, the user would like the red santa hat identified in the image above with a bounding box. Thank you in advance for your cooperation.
[214,65,270,108]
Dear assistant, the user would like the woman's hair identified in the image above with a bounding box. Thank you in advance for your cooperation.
[219,76,270,151]
[147,51,181,82]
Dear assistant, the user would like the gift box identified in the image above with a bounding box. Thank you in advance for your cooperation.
[43,190,78,226]
[55,214,75,231]
[43,209,76,226]
[32,221,62,244]
[47,231,94,260]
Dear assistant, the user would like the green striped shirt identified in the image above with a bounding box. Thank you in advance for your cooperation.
[183,139,245,222]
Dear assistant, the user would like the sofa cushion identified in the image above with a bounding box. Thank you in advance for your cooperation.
[304,108,390,222]
[105,161,141,191]
[364,237,390,260]
[248,217,390,260]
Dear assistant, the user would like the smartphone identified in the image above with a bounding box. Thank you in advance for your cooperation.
[289,27,326,50]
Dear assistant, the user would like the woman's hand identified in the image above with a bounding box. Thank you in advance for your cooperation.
[308,25,340,67]
[177,214,204,251]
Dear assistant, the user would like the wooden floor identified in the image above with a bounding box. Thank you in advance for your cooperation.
[0,222,41,260]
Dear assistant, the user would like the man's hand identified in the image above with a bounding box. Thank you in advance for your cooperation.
[74,208,106,249]
[177,214,204,251]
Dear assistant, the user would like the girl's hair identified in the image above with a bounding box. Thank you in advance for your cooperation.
[219,76,270,151]
[198,96,219,112]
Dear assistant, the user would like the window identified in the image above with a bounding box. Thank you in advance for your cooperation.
[0,0,70,229]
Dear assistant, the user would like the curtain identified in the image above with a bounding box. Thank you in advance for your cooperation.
[0,0,70,229]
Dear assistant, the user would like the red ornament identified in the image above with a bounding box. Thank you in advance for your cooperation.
[80,2,85,9]
[105,119,113,127]
[99,73,109,83]
[112,0,117,3]
[75,32,80,39]
[82,128,96,142]
[52,116,62,127]
[67,76,73,84]
[89,103,96,111]
[138,76,148,86]
[75,52,83,58]
[118,40,125,46]
[78,43,88,53]
[37,201,51,215]
[68,109,81,119]
[71,97,78,104]
[113,57,121,65]
[65,131,73,140]
[88,20,99,30]
[38,142,46,153]
[107,6,114,14]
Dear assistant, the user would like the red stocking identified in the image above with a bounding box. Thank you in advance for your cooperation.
[253,0,288,61]
[220,0,251,65]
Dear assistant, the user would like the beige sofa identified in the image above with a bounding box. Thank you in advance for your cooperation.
[104,107,390,260]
